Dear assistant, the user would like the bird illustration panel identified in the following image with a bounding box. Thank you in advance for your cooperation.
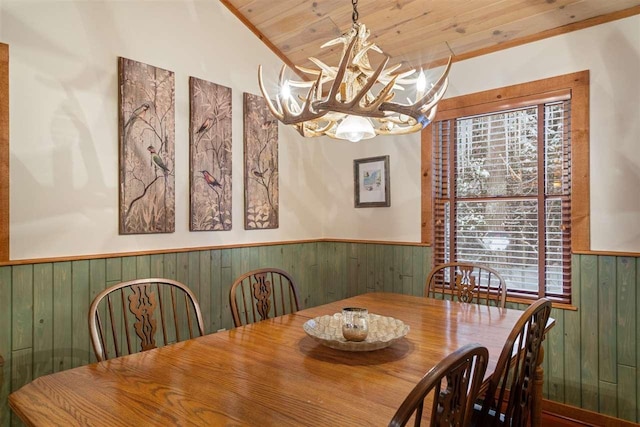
[243,93,279,230]
[118,57,175,234]
[189,77,232,231]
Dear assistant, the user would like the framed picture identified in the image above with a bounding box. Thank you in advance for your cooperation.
[118,57,175,234]
[189,77,232,231]
[354,155,390,208]
[243,92,279,229]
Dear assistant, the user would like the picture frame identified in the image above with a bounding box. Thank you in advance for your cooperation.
[354,155,390,208]
[118,57,175,234]
[243,92,279,229]
[189,77,232,232]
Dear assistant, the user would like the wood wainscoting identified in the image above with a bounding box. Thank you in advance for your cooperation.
[543,399,640,427]
[1,243,639,425]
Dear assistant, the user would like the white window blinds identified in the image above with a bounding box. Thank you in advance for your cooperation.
[433,100,572,303]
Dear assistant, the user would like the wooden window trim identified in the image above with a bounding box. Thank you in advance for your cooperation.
[0,43,8,262]
[422,70,590,253]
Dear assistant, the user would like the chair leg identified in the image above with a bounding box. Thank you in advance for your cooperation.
[531,342,545,427]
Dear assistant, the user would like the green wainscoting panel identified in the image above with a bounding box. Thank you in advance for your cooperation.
[412,247,428,296]
[11,265,33,407]
[11,266,32,353]
[52,262,72,374]
[547,307,565,402]
[382,245,396,293]
[209,250,223,333]
[198,251,212,334]
[0,267,11,426]
[619,364,637,422]
[599,380,618,418]
[617,257,636,367]
[88,260,106,364]
[580,254,599,411]
[392,245,404,293]
[105,257,120,282]
[70,260,90,370]
[0,246,638,425]
[365,244,377,292]
[122,256,136,281]
[564,255,582,407]
[319,241,347,300]
[32,264,53,379]
[598,256,617,385]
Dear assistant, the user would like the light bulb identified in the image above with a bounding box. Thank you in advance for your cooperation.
[417,70,427,93]
[281,81,291,99]
[335,115,376,142]
[415,69,427,102]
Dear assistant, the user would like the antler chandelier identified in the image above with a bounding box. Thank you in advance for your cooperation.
[258,0,452,142]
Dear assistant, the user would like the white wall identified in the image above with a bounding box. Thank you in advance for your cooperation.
[446,15,640,253]
[2,2,639,259]
[320,14,640,253]
[318,134,422,242]
[1,0,325,260]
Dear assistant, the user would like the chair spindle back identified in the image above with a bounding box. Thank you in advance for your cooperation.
[476,298,552,426]
[425,262,507,308]
[229,268,301,327]
[389,343,489,427]
[89,278,205,361]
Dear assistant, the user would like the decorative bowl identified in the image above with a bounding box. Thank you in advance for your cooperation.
[303,313,409,351]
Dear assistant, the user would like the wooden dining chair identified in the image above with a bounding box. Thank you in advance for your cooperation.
[88,278,205,362]
[389,343,489,427]
[229,268,301,327]
[473,298,552,427]
[425,262,507,308]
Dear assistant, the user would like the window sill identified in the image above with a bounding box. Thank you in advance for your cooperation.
[507,296,577,311]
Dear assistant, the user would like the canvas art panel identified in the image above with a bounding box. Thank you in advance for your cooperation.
[243,92,279,230]
[118,57,175,234]
[354,155,390,208]
[189,77,232,231]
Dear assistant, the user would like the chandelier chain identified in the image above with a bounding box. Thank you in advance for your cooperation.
[351,0,359,24]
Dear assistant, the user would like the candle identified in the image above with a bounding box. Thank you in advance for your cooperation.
[341,307,369,342]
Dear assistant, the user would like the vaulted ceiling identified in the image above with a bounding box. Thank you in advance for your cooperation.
[221,0,640,75]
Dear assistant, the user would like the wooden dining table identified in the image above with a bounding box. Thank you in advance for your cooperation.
[9,292,554,426]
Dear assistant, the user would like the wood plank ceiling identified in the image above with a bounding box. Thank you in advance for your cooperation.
[222,0,640,75]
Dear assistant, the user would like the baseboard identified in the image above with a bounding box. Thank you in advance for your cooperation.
[543,399,639,426]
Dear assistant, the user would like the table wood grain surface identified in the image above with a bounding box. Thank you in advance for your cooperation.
[9,292,551,426]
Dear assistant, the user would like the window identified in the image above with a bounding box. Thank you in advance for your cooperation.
[422,72,590,305]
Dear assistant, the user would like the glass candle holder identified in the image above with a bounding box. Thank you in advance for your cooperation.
[341,307,369,342]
